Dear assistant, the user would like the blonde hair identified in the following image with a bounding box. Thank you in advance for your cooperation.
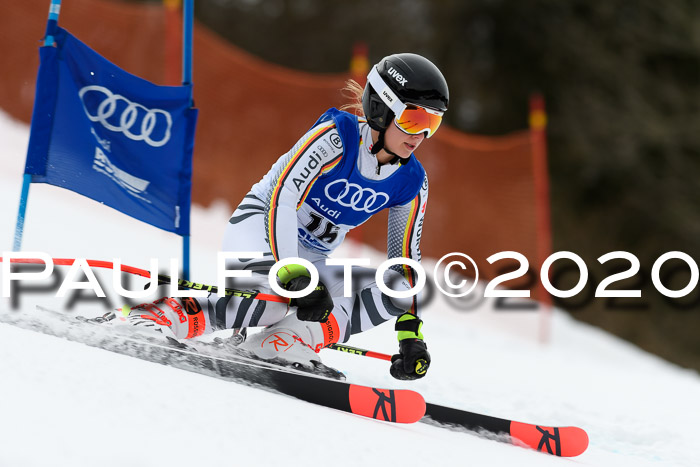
[339,79,365,117]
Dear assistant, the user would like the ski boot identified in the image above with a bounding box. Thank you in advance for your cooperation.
[236,313,345,380]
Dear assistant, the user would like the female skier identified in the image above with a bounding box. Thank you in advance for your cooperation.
[121,53,449,381]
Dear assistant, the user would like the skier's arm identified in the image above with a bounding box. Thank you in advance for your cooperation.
[263,122,344,261]
[386,173,429,315]
[387,174,430,380]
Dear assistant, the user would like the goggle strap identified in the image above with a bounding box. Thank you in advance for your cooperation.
[367,66,407,117]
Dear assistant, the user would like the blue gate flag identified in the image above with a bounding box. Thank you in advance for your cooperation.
[24,27,197,236]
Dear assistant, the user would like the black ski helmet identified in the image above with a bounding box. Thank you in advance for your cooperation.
[362,53,449,133]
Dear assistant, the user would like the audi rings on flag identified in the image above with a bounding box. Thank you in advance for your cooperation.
[79,85,173,148]
[325,179,390,213]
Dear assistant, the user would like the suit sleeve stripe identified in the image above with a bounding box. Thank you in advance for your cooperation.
[403,195,421,314]
[401,195,421,287]
[297,154,343,210]
[267,123,335,260]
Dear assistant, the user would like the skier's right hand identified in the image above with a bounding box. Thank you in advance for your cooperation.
[277,264,333,323]
[390,313,431,380]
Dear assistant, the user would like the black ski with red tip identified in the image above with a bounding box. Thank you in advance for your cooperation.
[422,403,589,457]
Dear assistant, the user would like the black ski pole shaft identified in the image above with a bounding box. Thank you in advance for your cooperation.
[1,256,289,304]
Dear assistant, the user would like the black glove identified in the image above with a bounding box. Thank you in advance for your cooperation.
[390,313,430,380]
[278,264,333,323]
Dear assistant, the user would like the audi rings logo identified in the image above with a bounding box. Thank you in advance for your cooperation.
[79,85,172,148]
[325,179,390,213]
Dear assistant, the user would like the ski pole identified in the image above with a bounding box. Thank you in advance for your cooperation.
[325,343,393,361]
[0,256,289,304]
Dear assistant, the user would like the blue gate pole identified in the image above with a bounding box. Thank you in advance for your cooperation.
[183,0,193,87]
[181,0,193,279]
[13,0,63,251]
[13,174,32,251]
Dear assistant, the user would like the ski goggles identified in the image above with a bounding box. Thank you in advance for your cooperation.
[367,66,444,138]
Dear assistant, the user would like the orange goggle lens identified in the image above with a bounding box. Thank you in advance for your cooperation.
[394,105,443,138]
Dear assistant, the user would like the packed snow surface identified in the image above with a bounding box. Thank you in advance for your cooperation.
[1,109,699,466]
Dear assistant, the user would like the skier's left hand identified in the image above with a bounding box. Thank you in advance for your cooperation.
[277,264,334,322]
[390,313,430,380]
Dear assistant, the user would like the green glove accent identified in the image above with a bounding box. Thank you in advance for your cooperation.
[119,305,131,318]
[414,358,429,375]
[395,312,424,341]
[276,264,310,286]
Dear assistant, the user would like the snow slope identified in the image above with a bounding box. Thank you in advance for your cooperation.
[1,109,699,467]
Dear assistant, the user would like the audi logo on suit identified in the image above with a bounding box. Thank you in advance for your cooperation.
[324,179,390,213]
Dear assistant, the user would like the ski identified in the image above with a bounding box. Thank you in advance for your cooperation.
[112,331,426,424]
[0,307,425,424]
[422,403,589,457]
[324,342,589,456]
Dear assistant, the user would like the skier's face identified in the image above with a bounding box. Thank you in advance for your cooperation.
[384,122,426,159]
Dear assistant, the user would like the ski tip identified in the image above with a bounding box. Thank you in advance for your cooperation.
[510,422,589,457]
[348,386,426,424]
